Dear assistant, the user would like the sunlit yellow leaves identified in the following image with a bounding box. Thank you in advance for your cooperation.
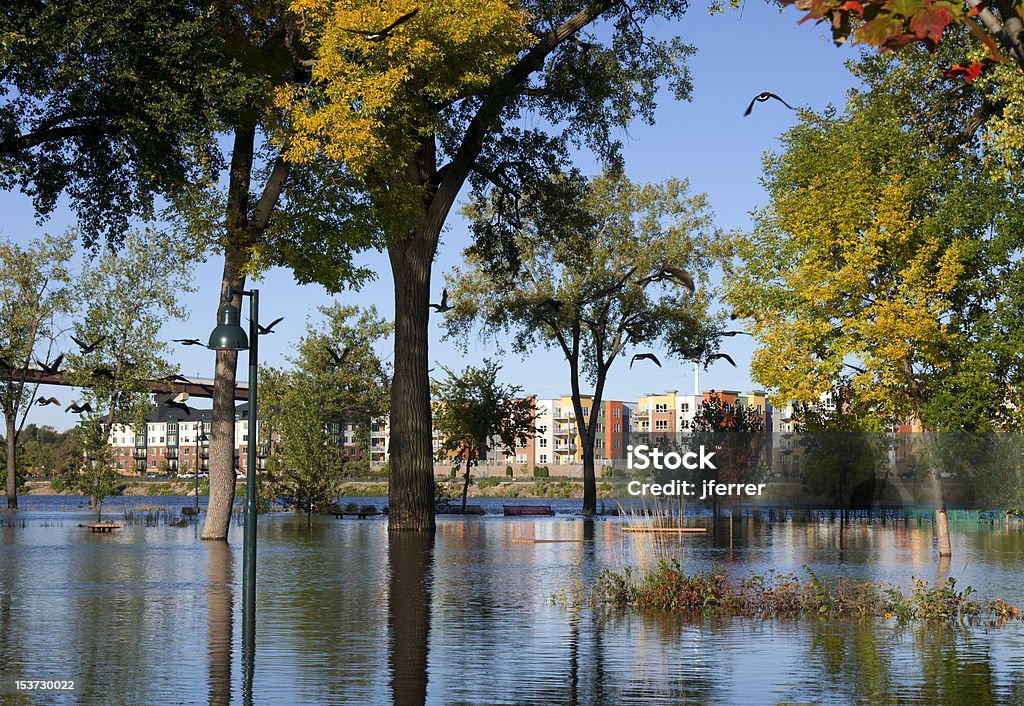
[276,0,533,179]
[727,136,969,420]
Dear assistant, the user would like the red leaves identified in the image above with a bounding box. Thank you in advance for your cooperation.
[838,0,864,17]
[909,2,955,44]
[943,58,997,82]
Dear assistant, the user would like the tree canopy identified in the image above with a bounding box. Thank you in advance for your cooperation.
[445,170,722,513]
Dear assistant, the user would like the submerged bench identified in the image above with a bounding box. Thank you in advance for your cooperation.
[79,522,124,533]
[436,504,485,515]
[504,504,554,516]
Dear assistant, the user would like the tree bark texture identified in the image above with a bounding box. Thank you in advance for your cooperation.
[387,228,438,532]
[5,417,16,510]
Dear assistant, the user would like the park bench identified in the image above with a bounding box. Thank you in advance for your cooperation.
[79,523,123,533]
[503,504,554,516]
[436,504,485,515]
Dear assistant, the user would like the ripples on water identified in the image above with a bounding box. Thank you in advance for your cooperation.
[2,500,1024,704]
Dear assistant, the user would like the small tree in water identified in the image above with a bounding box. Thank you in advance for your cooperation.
[67,418,120,523]
[432,362,536,512]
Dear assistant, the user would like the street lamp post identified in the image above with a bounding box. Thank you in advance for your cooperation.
[207,285,259,659]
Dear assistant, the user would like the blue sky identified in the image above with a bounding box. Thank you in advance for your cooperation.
[3,3,864,431]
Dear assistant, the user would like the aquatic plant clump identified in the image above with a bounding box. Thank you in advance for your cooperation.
[592,562,1022,623]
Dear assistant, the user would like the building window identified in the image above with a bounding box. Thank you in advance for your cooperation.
[681,403,690,412]
[613,439,620,449]
[613,407,620,417]
[640,422,650,431]
[655,420,668,430]
[538,426,547,434]
[539,438,547,448]
[655,403,667,413]
[539,454,547,463]
[681,420,691,430]
[516,454,527,464]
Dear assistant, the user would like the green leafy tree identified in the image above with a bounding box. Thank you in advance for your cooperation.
[445,171,719,514]
[259,305,392,522]
[64,227,196,428]
[723,54,1024,557]
[66,417,120,522]
[274,0,700,531]
[794,397,892,513]
[0,232,74,509]
[689,392,768,517]
[0,0,241,245]
[431,361,536,511]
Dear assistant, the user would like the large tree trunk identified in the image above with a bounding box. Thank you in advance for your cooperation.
[5,416,16,510]
[581,435,597,515]
[387,229,438,532]
[202,244,246,541]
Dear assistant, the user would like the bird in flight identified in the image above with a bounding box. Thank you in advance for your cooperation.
[706,353,737,367]
[630,352,662,369]
[429,289,451,313]
[536,299,563,317]
[91,367,115,381]
[342,8,418,41]
[37,396,61,406]
[162,374,192,384]
[257,317,284,335]
[647,265,696,292]
[744,92,795,116]
[66,401,93,414]
[174,338,205,346]
[71,335,105,354]
[165,399,192,416]
[326,346,351,368]
[37,355,63,376]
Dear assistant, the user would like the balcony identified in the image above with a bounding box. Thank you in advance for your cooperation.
[166,449,179,460]
[553,424,576,436]
[133,449,147,460]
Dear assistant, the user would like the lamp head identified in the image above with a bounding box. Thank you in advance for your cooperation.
[208,299,248,351]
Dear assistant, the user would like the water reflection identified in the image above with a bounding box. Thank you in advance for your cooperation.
[1,513,1024,704]
[206,542,233,706]
[388,533,434,706]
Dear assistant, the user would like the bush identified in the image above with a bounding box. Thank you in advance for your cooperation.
[534,466,549,478]
[591,561,1004,623]
[506,465,514,477]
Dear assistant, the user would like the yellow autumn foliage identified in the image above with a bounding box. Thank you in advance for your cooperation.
[277,0,533,178]
[729,153,967,420]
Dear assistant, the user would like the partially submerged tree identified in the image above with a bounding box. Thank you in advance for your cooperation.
[275,0,701,531]
[445,171,720,514]
[724,56,1024,557]
[795,398,892,515]
[66,416,120,522]
[0,233,74,509]
[431,361,536,511]
[57,228,196,508]
[690,392,768,517]
[259,304,391,521]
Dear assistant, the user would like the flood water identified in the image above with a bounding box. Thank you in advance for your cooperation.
[2,498,1024,704]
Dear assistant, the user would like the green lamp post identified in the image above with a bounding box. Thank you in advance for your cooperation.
[207,285,259,661]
